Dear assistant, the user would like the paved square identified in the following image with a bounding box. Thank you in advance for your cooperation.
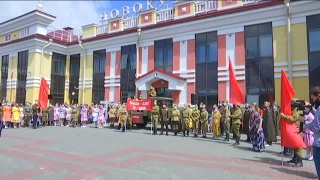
[0,125,318,180]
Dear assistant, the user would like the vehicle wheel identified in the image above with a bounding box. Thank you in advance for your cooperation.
[136,123,147,128]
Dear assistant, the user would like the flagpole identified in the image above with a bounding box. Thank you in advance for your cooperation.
[281,146,284,166]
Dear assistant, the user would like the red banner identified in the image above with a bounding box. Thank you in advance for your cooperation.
[126,98,153,111]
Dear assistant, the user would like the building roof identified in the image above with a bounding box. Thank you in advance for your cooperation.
[135,69,185,82]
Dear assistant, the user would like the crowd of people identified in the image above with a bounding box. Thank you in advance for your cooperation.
[0,87,319,178]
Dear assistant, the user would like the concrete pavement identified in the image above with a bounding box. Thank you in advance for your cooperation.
[0,124,318,180]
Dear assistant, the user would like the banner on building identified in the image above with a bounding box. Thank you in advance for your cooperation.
[126,98,153,111]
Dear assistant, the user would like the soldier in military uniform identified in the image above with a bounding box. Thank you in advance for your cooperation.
[108,105,117,128]
[151,100,160,135]
[160,104,171,136]
[148,86,157,97]
[171,104,180,136]
[229,103,242,145]
[243,103,251,142]
[192,104,200,138]
[32,100,40,129]
[223,101,231,141]
[127,109,133,131]
[119,103,128,132]
[182,104,190,136]
[280,98,303,167]
[200,104,209,138]
[42,107,48,126]
[24,102,32,127]
[48,104,54,126]
[71,105,79,127]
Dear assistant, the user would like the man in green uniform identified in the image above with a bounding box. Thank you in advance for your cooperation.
[24,102,32,127]
[223,100,231,141]
[127,109,133,131]
[42,107,48,126]
[151,100,160,135]
[200,104,209,138]
[160,104,171,136]
[280,99,303,167]
[119,103,128,132]
[229,103,242,145]
[108,105,117,128]
[171,104,180,136]
[192,104,200,138]
[71,105,79,127]
[32,100,39,129]
[182,104,190,136]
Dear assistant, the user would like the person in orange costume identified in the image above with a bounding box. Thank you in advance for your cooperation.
[3,102,12,128]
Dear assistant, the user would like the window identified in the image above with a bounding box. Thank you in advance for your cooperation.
[307,14,320,92]
[1,55,9,101]
[92,49,106,104]
[69,54,80,104]
[16,50,28,104]
[245,22,274,107]
[154,38,173,72]
[51,52,66,104]
[195,31,218,112]
[120,45,136,102]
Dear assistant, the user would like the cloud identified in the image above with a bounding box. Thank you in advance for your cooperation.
[0,1,111,34]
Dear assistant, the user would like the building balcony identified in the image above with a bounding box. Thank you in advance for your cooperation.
[97,24,108,35]
[123,17,138,29]
[20,27,30,38]
[157,8,175,22]
[46,26,81,43]
[195,1,217,14]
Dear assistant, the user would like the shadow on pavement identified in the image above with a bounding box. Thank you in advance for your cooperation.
[270,166,318,179]
[234,145,283,158]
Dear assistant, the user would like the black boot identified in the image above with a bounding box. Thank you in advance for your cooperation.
[224,133,229,141]
[166,128,168,136]
[174,130,177,136]
[293,157,303,167]
[187,130,189,136]
[233,138,240,146]
[122,127,125,132]
[160,129,163,135]
[183,130,185,136]
[287,154,297,164]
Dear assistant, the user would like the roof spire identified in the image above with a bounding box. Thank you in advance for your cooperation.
[37,0,43,10]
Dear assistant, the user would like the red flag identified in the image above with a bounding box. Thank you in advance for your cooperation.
[38,78,49,109]
[280,70,305,148]
[229,57,245,104]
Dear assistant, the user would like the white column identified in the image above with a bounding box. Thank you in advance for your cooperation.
[179,82,188,106]
[141,46,148,75]
[109,51,117,101]
[179,40,187,71]
[109,86,115,102]
[225,33,236,101]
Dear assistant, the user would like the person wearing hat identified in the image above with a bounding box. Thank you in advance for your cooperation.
[119,103,128,132]
[223,100,231,141]
[280,98,303,167]
[32,100,39,129]
[262,101,276,146]
[151,100,160,135]
[160,103,171,136]
[171,104,181,136]
[192,104,200,137]
[229,103,242,145]
[200,104,209,138]
[182,104,190,136]
[108,104,117,128]
[243,103,251,142]
[148,86,157,97]
[24,102,32,127]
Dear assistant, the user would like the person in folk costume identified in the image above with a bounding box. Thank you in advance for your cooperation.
[119,103,128,132]
[48,104,54,126]
[19,103,24,128]
[0,102,3,137]
[200,104,209,138]
[192,104,200,138]
[23,102,32,127]
[212,104,221,140]
[229,103,242,146]
[160,103,171,136]
[97,105,106,129]
[81,104,88,127]
[65,104,72,127]
[171,104,180,136]
[181,104,190,137]
[31,100,39,129]
[53,103,59,126]
[3,102,11,129]
[249,107,265,152]
[302,104,314,160]
[262,101,276,146]
[71,105,79,127]
[242,103,251,142]
[280,98,304,167]
[59,104,66,127]
[41,106,49,126]
[92,104,99,128]
[108,104,117,128]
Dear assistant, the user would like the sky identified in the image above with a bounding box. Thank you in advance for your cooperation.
[0,0,174,35]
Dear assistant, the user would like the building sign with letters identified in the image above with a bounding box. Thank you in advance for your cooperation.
[103,0,177,19]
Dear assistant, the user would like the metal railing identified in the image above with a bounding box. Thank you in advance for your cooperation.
[97,24,108,35]
[195,1,217,14]
[46,26,81,43]
[20,27,30,38]
[123,17,138,29]
[157,8,174,22]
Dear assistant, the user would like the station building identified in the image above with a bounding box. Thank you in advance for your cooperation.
[0,0,319,111]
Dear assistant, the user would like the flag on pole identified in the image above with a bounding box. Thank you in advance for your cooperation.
[280,70,305,148]
[228,57,245,104]
[38,78,49,109]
